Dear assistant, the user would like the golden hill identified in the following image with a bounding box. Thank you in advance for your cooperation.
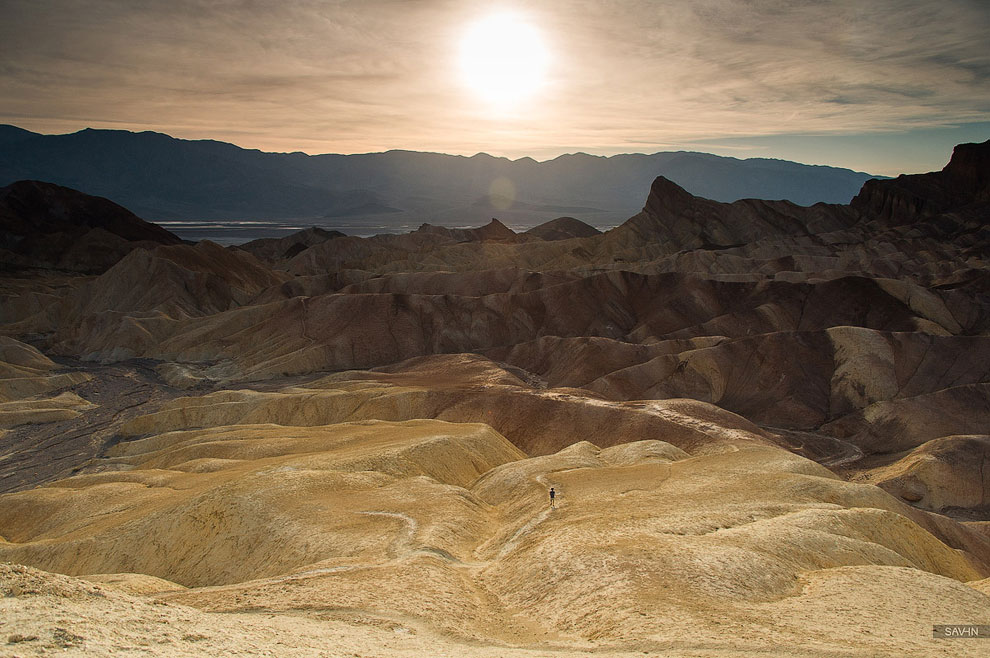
[3,407,989,655]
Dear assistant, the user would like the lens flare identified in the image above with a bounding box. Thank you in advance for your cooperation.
[488,176,516,209]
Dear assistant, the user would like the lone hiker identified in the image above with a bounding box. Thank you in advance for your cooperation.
[549,487,556,509]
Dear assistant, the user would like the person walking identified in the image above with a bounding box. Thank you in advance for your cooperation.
[549,487,556,509]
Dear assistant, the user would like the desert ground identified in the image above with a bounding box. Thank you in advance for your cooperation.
[2,142,990,656]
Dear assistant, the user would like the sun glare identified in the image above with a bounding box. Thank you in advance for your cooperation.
[459,13,549,108]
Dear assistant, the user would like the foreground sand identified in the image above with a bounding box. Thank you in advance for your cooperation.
[2,563,985,658]
[5,563,922,658]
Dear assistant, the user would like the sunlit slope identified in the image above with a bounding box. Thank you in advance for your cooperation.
[0,337,92,429]
[2,404,989,653]
[0,337,89,403]
[115,354,774,456]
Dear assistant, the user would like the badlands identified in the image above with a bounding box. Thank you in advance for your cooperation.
[1,143,989,656]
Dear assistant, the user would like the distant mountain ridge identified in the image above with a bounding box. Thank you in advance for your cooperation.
[0,125,877,226]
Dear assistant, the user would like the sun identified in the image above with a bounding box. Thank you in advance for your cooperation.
[459,13,549,108]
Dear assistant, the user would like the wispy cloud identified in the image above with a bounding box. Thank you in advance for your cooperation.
[0,0,987,170]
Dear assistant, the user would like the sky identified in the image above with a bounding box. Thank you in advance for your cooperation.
[1,0,988,176]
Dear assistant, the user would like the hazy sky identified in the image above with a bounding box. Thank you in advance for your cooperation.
[1,0,988,175]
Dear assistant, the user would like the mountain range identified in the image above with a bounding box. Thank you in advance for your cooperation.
[0,124,877,229]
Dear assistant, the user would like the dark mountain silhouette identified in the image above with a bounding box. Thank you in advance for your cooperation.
[413,218,519,243]
[0,124,37,146]
[0,125,877,225]
[603,175,860,251]
[524,217,602,241]
[852,140,990,223]
[0,180,181,272]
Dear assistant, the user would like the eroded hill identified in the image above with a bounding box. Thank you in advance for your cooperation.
[1,141,989,657]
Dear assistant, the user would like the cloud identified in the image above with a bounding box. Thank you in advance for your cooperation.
[0,0,987,164]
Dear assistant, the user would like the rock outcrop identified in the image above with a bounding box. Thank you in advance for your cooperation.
[851,139,990,223]
[414,218,519,243]
[237,226,344,263]
[858,435,990,517]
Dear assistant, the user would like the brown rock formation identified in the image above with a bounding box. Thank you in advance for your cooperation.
[0,336,89,402]
[857,435,990,517]
[414,217,519,243]
[603,176,860,254]
[237,226,344,263]
[851,140,990,223]
[13,241,289,359]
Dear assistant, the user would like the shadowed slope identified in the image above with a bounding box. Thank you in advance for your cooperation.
[852,435,990,517]
[0,180,181,272]
[23,269,975,384]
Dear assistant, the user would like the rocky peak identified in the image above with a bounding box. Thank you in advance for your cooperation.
[414,219,517,243]
[524,217,602,241]
[642,176,697,217]
[850,140,990,223]
[942,140,990,202]
[476,218,517,241]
